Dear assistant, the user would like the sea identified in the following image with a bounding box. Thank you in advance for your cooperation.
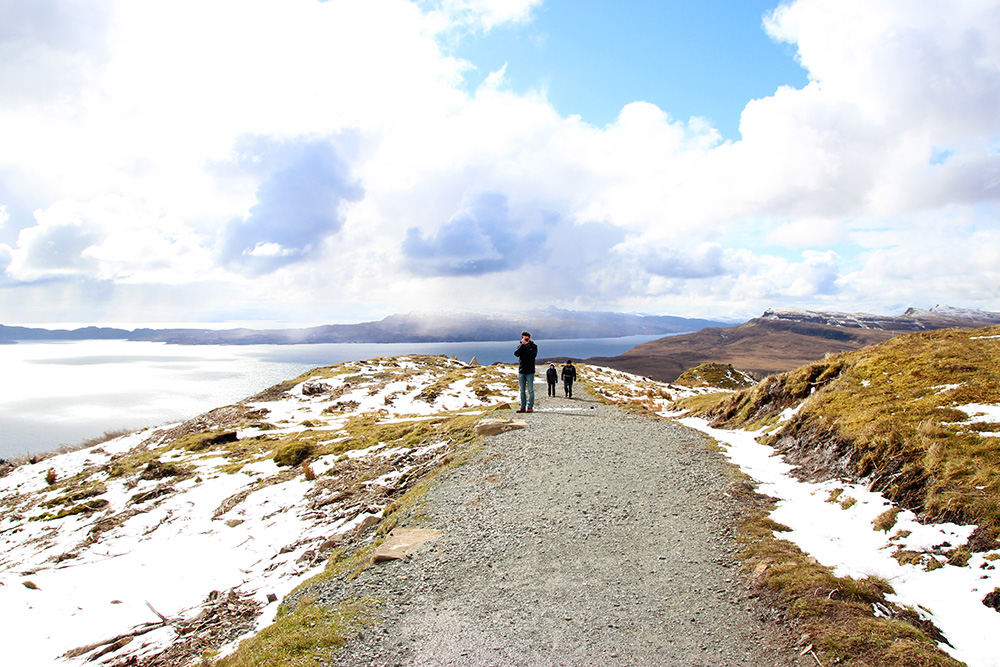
[0,335,661,459]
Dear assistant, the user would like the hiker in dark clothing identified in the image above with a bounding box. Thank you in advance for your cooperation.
[546,362,558,397]
[514,331,538,412]
[561,359,577,398]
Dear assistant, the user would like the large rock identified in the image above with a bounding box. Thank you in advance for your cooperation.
[372,528,443,562]
[473,418,528,437]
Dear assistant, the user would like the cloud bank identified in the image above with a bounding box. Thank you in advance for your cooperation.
[0,0,998,323]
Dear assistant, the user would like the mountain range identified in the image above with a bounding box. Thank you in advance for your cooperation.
[587,305,1000,382]
[0,308,729,345]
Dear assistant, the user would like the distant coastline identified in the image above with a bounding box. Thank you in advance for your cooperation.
[0,308,730,346]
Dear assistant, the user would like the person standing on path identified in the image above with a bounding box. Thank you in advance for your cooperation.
[561,359,577,398]
[514,331,537,413]
[545,362,558,397]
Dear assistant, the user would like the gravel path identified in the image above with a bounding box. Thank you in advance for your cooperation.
[311,388,807,666]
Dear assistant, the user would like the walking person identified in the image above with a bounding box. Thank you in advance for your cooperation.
[546,362,558,397]
[561,359,577,398]
[514,331,537,413]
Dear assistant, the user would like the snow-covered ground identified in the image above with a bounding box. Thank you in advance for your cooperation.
[0,356,520,667]
[5,358,999,667]
[589,365,1000,667]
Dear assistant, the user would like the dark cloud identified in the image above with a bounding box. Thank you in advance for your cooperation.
[219,137,363,275]
[402,193,545,276]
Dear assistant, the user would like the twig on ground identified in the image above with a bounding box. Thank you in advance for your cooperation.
[145,600,172,624]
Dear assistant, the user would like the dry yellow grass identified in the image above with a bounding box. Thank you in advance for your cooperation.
[709,325,1000,531]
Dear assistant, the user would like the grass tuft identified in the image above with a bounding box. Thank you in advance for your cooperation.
[212,597,380,667]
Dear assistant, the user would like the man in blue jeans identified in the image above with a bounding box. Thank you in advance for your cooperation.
[514,331,537,413]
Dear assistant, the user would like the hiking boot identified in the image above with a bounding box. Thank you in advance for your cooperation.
[516,408,525,413]
[526,408,533,413]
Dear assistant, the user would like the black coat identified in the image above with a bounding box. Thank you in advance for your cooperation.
[546,367,558,383]
[514,341,538,374]
[561,364,576,383]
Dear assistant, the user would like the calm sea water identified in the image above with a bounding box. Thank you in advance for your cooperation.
[0,335,660,458]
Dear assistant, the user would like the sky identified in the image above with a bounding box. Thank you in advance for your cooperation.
[1,0,999,326]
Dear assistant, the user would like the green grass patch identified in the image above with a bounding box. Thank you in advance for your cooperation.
[273,440,315,467]
[212,596,380,667]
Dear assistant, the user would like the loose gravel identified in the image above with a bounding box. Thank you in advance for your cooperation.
[309,389,808,666]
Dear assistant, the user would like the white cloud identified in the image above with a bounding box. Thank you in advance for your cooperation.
[766,217,849,248]
[6,196,217,285]
[437,0,541,31]
[1,0,999,323]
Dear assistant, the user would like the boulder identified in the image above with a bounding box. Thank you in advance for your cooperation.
[474,417,528,437]
[302,382,331,396]
[373,528,443,563]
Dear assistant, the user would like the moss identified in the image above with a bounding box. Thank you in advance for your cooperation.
[892,550,926,567]
[274,440,315,467]
[174,430,239,452]
[43,482,107,508]
[139,459,187,480]
[35,497,110,521]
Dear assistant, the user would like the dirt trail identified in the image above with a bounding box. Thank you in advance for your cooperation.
[309,388,807,666]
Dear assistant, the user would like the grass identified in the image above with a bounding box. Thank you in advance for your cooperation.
[707,325,1000,533]
[211,596,380,667]
[669,391,732,415]
[732,476,965,667]
[674,362,758,390]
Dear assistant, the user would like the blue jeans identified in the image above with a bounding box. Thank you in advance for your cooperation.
[518,373,535,409]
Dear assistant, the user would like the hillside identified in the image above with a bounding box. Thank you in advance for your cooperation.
[588,305,1000,382]
[697,324,1000,536]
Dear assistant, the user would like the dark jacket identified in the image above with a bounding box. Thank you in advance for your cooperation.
[546,366,558,383]
[561,364,576,383]
[514,341,538,374]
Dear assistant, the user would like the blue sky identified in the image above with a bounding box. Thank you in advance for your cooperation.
[0,0,999,325]
[455,1,807,139]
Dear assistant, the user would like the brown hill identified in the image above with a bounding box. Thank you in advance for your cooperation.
[587,306,1000,382]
